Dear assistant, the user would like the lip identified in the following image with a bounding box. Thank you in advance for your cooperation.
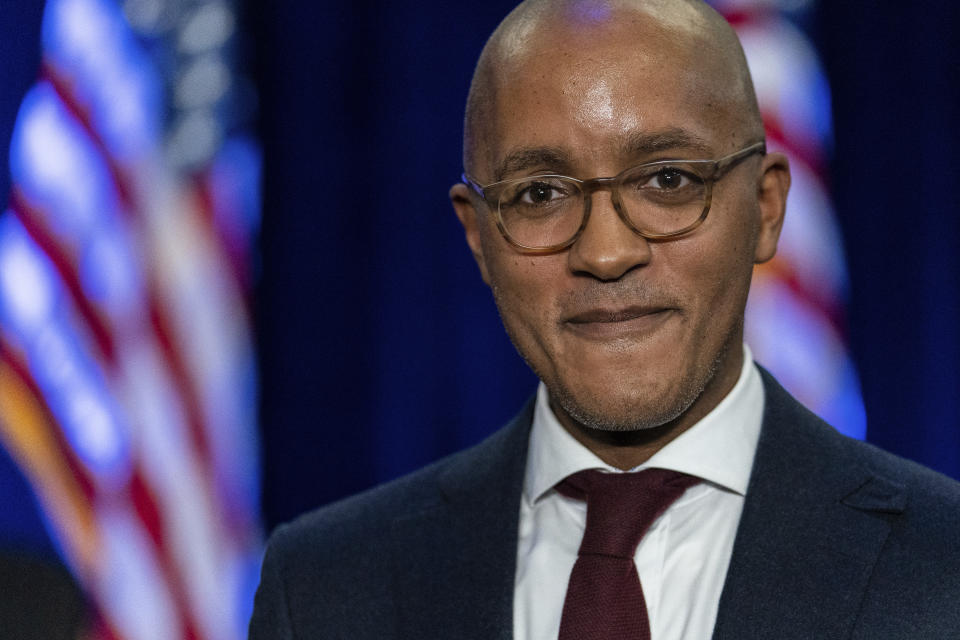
[563,306,676,340]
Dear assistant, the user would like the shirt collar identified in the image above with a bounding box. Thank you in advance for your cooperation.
[523,344,765,505]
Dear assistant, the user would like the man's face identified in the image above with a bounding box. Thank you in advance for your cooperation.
[453,17,787,434]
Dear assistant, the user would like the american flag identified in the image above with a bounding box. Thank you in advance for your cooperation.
[0,0,261,638]
[714,0,867,439]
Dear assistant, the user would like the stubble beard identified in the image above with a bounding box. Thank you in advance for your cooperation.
[545,337,731,433]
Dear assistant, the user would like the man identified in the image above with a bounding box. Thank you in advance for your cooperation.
[249,1,960,638]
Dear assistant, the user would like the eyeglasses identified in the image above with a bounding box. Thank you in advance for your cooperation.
[462,141,766,253]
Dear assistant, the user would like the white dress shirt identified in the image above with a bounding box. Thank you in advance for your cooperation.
[513,345,765,640]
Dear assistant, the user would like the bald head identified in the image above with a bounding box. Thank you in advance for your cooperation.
[463,0,763,176]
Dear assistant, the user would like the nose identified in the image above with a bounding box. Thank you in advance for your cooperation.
[567,190,652,280]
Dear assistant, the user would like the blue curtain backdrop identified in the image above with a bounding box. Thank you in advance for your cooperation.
[0,1,956,548]
[817,2,960,478]
[252,0,960,531]
[0,2,55,556]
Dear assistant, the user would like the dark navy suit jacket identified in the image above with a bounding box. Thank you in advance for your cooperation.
[249,370,960,638]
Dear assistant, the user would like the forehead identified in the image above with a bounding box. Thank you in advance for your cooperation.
[483,13,744,177]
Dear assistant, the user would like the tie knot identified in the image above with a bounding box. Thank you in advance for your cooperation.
[557,468,699,558]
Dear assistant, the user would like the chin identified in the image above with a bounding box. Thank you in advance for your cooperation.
[548,371,703,432]
[547,340,732,433]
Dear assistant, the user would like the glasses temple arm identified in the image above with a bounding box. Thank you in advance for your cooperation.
[461,173,486,198]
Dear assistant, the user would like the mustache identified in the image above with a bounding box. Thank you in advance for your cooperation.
[557,280,682,319]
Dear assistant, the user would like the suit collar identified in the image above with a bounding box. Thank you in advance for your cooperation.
[712,369,905,639]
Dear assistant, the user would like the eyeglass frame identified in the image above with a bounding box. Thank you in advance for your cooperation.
[461,140,767,254]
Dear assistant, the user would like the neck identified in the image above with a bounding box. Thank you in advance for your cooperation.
[556,416,699,471]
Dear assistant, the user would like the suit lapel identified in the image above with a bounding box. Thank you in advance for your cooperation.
[712,371,905,639]
[391,399,534,640]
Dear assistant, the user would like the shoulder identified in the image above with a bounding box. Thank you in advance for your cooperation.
[835,428,960,524]
[249,400,533,637]
[257,397,533,593]
[818,413,960,631]
[250,465,456,639]
[759,366,960,545]
[270,451,456,561]
[272,398,532,554]
[761,366,960,505]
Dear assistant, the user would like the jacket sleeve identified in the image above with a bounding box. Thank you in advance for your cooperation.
[248,524,294,640]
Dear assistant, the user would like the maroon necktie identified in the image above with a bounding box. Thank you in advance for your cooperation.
[556,468,700,640]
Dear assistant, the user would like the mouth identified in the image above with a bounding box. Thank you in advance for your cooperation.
[563,306,676,341]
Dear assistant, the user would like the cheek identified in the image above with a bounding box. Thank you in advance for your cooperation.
[479,222,556,298]
[482,243,567,349]
[696,199,762,287]
[489,255,558,323]
[667,221,756,330]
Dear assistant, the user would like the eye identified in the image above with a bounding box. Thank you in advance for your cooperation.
[501,178,575,208]
[519,180,567,205]
[649,167,692,190]
[620,164,705,207]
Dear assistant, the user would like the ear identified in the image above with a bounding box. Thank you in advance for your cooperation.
[450,182,491,284]
[753,151,791,264]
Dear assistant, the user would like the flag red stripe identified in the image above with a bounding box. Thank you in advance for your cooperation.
[40,65,135,213]
[146,297,213,465]
[759,256,847,330]
[128,467,204,640]
[0,339,97,502]
[761,113,827,177]
[9,193,116,364]
[193,171,252,293]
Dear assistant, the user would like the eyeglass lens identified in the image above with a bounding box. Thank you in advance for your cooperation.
[497,163,708,249]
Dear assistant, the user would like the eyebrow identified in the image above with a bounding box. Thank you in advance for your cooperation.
[622,128,714,157]
[492,128,715,182]
[493,147,569,182]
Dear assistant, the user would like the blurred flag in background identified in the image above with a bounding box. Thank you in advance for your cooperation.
[713,0,867,439]
[0,0,261,638]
